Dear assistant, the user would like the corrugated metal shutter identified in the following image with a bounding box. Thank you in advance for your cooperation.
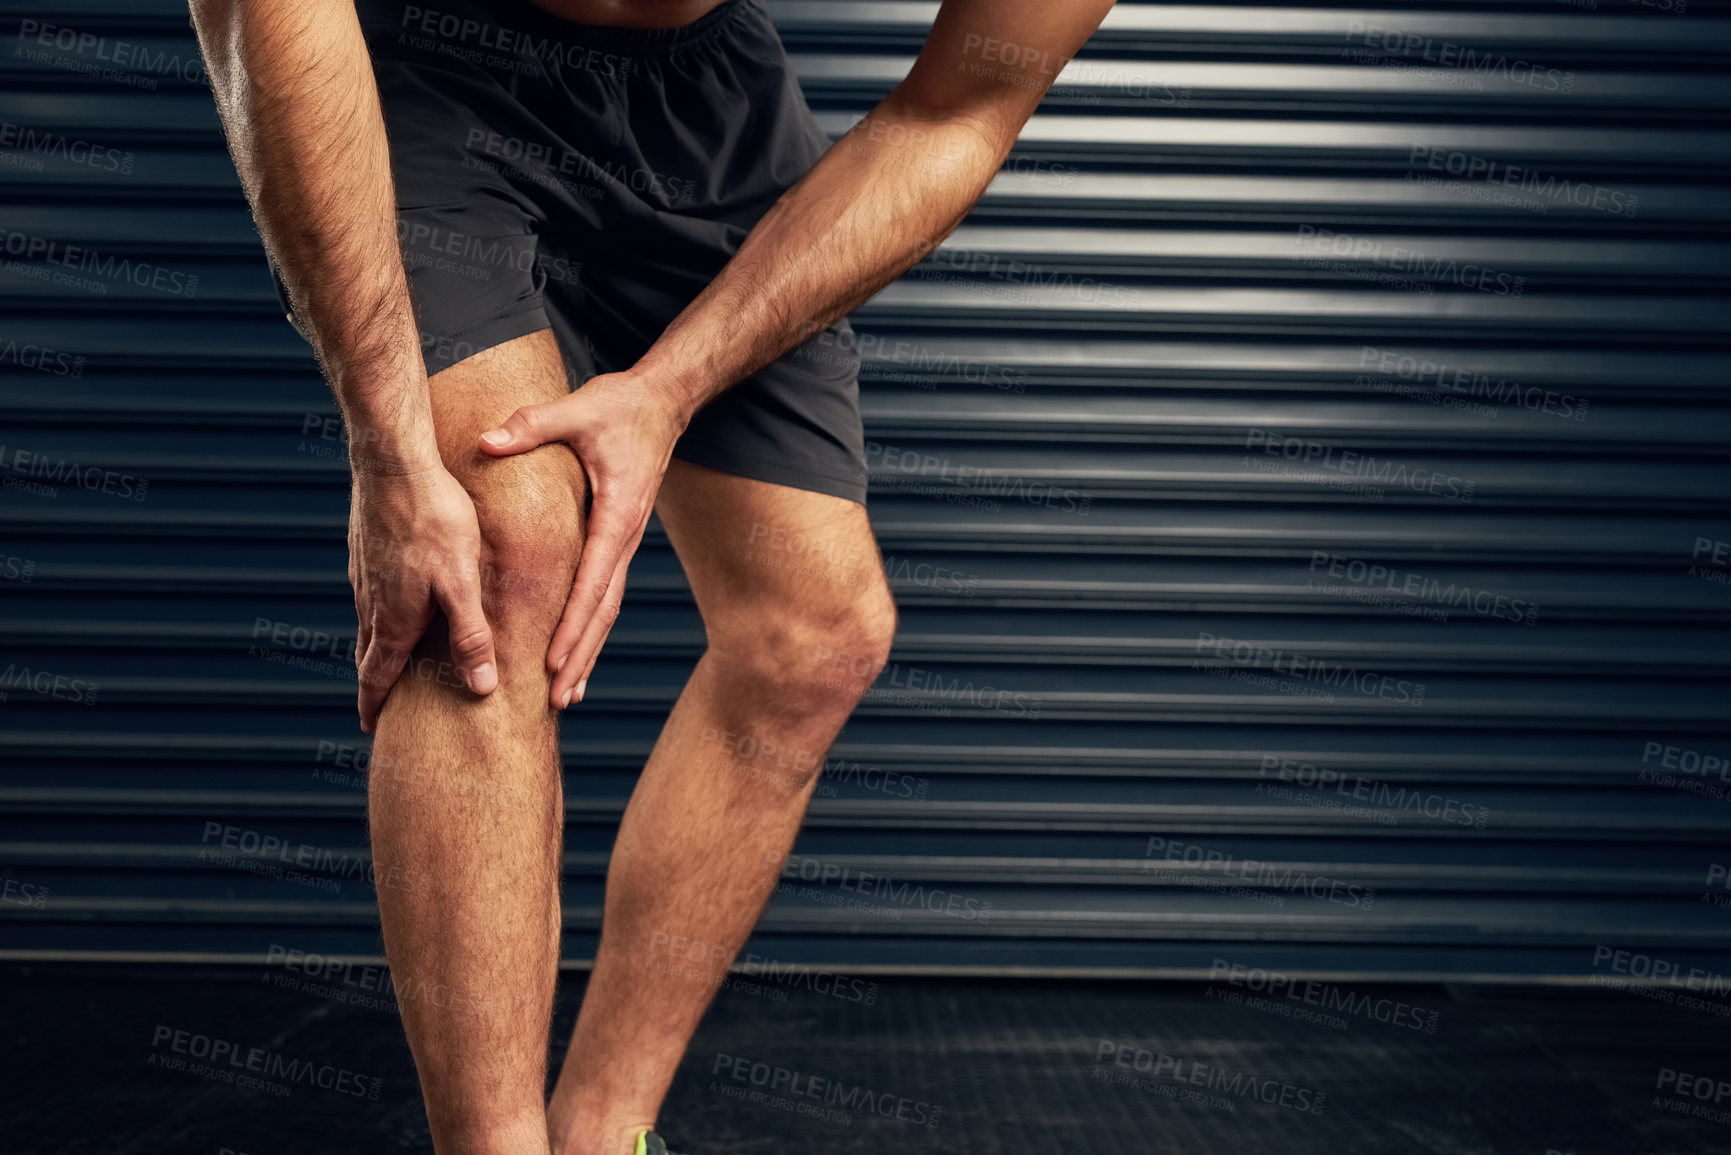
[2,0,1729,981]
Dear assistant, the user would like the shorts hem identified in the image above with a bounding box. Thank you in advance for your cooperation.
[421,305,552,377]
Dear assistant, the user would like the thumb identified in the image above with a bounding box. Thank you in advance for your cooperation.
[478,397,583,457]
[435,569,499,695]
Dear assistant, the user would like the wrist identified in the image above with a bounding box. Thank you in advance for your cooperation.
[341,419,442,479]
[622,363,704,429]
[347,439,443,480]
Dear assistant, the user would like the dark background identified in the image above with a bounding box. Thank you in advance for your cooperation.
[2,1,1731,1150]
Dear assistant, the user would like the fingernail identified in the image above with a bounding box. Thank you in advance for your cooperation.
[556,652,568,672]
[576,678,587,702]
[480,429,510,448]
[469,663,497,693]
[560,687,573,709]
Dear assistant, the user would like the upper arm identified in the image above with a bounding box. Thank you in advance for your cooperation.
[890,0,1118,139]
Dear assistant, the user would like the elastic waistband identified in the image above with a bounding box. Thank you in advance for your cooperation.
[382,0,757,57]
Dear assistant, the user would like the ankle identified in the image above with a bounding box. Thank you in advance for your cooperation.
[436,1105,550,1155]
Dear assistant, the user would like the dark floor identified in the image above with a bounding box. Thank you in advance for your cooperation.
[1,964,1728,1154]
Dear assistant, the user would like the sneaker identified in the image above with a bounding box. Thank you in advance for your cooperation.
[636,1130,682,1155]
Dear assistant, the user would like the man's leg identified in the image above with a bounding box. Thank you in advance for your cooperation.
[545,459,897,1155]
[368,329,585,1155]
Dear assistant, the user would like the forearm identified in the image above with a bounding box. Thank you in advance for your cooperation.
[192,0,436,473]
[634,96,1009,419]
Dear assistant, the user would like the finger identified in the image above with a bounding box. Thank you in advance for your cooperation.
[356,625,417,735]
[571,610,618,705]
[434,564,498,696]
[544,499,642,693]
[563,541,636,705]
[477,396,585,459]
[353,588,372,672]
[356,611,373,669]
[349,547,371,663]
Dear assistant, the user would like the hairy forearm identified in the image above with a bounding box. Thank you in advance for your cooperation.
[635,96,1010,418]
[191,0,436,473]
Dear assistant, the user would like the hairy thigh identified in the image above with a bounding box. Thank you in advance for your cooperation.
[420,328,588,662]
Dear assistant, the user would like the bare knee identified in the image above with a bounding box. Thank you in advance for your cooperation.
[712,583,898,726]
[431,425,587,677]
[469,446,587,654]
[417,331,588,667]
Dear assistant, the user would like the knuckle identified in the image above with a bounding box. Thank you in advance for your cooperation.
[511,406,543,437]
[448,621,492,658]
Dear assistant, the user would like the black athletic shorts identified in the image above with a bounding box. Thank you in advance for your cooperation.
[273,0,869,504]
